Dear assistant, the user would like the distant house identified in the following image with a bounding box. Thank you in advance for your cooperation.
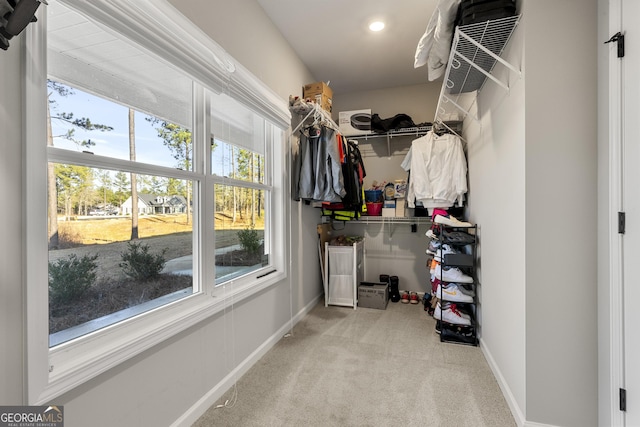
[120,194,187,215]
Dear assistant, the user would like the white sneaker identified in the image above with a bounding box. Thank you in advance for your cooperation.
[425,229,438,240]
[434,264,473,283]
[436,283,474,303]
[440,302,471,320]
[434,244,457,262]
[434,302,471,326]
[434,214,473,228]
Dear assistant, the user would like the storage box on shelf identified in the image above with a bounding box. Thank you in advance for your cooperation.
[303,81,333,113]
[339,109,372,136]
[435,223,478,346]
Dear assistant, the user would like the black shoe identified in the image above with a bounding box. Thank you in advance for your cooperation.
[389,276,401,302]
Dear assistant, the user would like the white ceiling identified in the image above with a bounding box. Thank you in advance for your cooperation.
[256,0,439,95]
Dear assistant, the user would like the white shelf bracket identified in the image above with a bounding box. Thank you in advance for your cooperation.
[442,94,479,122]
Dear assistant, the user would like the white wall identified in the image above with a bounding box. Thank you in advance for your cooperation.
[523,1,598,425]
[332,82,440,125]
[464,1,598,426]
[462,13,527,424]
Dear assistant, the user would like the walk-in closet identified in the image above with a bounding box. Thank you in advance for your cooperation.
[1,1,608,426]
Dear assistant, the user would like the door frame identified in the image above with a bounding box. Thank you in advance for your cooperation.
[608,0,625,425]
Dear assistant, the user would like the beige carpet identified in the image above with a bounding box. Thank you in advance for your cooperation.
[193,300,516,427]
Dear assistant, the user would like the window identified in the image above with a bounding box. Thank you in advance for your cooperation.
[47,81,197,346]
[210,92,273,283]
[25,0,289,403]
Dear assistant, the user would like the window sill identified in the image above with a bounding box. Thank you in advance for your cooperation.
[39,268,286,404]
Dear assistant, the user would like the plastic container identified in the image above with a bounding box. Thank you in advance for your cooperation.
[364,190,383,203]
[366,202,383,216]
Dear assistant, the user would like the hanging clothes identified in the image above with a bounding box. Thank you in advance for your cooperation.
[289,98,366,220]
[321,138,367,220]
[293,124,345,203]
[401,130,467,208]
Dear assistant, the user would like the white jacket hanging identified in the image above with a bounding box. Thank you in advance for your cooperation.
[401,131,467,208]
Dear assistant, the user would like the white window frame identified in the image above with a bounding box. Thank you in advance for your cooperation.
[24,1,288,404]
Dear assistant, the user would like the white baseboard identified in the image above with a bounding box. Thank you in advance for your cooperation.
[479,337,526,427]
[480,339,562,427]
[170,294,323,427]
[522,422,561,427]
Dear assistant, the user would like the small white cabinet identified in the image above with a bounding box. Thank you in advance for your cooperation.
[323,240,364,309]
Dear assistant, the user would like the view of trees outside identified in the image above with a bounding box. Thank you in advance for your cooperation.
[48,80,266,236]
[46,80,268,342]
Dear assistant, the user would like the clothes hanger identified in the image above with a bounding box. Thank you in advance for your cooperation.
[434,119,466,143]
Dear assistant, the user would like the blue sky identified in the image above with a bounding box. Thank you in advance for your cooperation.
[49,83,248,183]
[49,85,183,169]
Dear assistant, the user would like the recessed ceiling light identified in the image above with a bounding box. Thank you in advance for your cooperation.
[369,21,385,32]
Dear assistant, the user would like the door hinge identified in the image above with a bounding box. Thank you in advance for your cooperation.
[620,388,627,412]
[619,212,626,234]
[605,32,625,58]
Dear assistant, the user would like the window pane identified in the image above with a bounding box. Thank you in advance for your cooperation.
[211,139,265,184]
[214,185,268,284]
[211,91,266,155]
[47,80,193,170]
[48,164,194,346]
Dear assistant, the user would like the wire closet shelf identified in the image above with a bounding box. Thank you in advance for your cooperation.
[435,14,522,124]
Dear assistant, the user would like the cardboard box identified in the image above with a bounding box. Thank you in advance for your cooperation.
[395,199,406,217]
[339,109,371,136]
[382,207,395,217]
[358,282,389,309]
[303,81,333,113]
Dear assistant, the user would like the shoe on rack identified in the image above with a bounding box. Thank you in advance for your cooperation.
[456,283,475,297]
[436,282,474,303]
[425,228,438,240]
[400,291,410,304]
[431,275,440,294]
[434,244,458,262]
[410,292,419,304]
[426,239,441,255]
[432,208,449,220]
[429,259,440,276]
[434,264,473,283]
[440,302,471,321]
[434,302,471,326]
[441,325,476,344]
[435,320,442,334]
[426,223,441,239]
[434,214,473,228]
[442,230,475,244]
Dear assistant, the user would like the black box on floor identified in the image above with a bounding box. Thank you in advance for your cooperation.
[358,282,389,310]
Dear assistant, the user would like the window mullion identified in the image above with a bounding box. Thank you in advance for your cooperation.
[198,86,215,293]
[46,147,198,182]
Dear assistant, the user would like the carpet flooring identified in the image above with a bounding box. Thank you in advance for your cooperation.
[193,300,516,427]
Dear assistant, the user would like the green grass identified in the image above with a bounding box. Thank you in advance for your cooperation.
[57,212,265,246]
